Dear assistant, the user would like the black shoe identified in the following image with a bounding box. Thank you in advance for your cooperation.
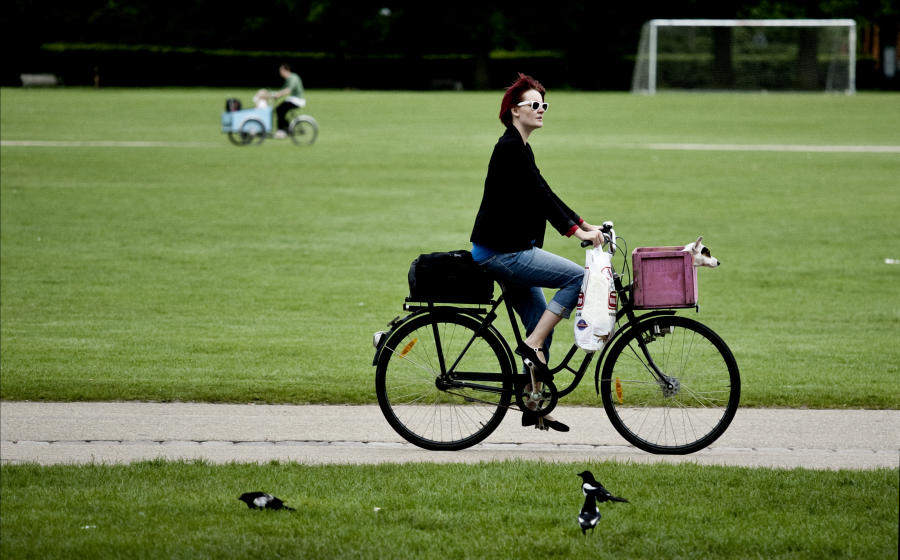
[515,343,548,373]
[543,418,570,432]
[522,411,569,432]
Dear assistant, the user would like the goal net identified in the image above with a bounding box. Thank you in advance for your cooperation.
[631,19,856,94]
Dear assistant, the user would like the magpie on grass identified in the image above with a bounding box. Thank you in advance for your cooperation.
[577,470,629,504]
[238,492,296,511]
[577,494,601,535]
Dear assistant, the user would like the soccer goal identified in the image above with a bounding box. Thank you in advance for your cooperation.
[631,19,856,94]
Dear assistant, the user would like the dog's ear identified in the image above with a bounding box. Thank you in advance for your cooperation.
[695,236,703,246]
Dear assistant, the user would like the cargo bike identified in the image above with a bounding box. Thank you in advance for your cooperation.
[221,98,318,147]
[372,223,740,454]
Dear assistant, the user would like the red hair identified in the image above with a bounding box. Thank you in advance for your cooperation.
[499,73,546,127]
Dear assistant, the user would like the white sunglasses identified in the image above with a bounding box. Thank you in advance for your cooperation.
[517,100,549,111]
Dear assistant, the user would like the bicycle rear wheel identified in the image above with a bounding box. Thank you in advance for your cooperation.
[599,315,740,454]
[375,312,513,451]
[230,118,265,145]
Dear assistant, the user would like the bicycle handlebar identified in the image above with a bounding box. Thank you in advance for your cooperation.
[580,221,616,253]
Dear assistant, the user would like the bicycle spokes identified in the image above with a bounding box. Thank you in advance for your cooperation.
[601,316,740,454]
[375,313,513,451]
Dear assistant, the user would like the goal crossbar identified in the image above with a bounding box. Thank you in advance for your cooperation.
[635,19,856,94]
[646,19,856,28]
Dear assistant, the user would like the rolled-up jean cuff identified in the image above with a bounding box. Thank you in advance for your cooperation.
[547,300,571,319]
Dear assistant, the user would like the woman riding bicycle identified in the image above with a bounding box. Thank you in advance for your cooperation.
[469,73,607,432]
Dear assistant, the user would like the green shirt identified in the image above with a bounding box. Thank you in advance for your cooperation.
[283,73,304,98]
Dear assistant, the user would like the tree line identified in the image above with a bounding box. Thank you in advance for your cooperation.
[3,0,897,88]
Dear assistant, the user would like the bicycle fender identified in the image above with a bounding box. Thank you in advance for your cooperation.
[371,308,514,373]
[371,308,495,367]
[593,310,677,394]
[371,313,421,366]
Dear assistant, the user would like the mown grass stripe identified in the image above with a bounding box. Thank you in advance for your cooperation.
[4,139,899,153]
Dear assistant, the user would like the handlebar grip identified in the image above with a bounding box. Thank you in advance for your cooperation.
[582,221,615,248]
[582,234,612,248]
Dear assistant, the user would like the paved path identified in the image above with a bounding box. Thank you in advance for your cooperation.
[1,402,897,470]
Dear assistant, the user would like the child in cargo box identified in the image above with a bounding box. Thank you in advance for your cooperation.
[469,73,608,433]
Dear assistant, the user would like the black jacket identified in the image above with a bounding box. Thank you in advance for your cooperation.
[470,126,581,253]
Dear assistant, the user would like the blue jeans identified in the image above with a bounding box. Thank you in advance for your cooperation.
[478,247,584,357]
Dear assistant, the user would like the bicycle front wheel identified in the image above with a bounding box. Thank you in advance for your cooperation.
[375,312,513,451]
[289,115,318,145]
[600,315,740,454]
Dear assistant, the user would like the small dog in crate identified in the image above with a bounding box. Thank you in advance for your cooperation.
[683,236,720,268]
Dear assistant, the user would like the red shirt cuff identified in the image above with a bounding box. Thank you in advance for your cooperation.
[565,224,580,237]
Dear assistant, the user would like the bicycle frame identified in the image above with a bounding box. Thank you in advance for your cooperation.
[375,270,678,405]
[373,222,688,406]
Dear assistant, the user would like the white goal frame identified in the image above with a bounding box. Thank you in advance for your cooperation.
[632,19,856,94]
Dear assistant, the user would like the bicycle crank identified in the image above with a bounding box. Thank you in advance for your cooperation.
[514,376,558,417]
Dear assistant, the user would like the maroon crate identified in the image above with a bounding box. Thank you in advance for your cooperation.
[632,246,697,309]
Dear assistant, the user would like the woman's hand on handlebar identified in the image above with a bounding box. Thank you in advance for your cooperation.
[575,228,605,248]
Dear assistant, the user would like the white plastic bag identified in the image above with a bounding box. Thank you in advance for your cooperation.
[574,248,617,352]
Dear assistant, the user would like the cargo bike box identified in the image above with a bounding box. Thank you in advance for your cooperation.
[221,107,273,135]
[631,246,697,309]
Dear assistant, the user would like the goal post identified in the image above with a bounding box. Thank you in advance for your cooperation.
[632,19,856,94]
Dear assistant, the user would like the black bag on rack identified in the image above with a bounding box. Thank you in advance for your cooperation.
[407,250,494,303]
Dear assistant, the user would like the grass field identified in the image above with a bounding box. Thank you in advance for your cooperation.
[1,88,898,560]
[1,88,899,408]
[1,460,897,559]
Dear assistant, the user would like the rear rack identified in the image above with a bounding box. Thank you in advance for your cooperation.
[403,298,496,314]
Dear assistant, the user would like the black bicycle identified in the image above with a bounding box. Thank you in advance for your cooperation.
[372,224,740,454]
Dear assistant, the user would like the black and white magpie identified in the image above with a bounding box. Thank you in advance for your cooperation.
[577,494,601,535]
[577,470,629,504]
[238,492,296,511]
